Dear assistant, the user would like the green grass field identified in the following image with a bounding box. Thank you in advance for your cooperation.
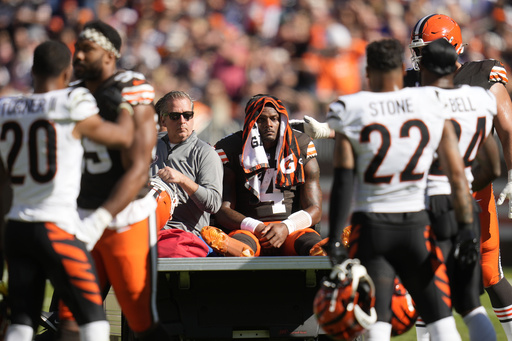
[40,268,512,340]
[393,267,512,340]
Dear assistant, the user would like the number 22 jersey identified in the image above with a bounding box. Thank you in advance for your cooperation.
[327,86,447,213]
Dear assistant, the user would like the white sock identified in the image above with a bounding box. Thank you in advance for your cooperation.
[427,316,461,341]
[79,320,110,341]
[464,306,497,341]
[5,324,33,341]
[494,304,512,341]
[367,321,392,341]
[415,316,430,341]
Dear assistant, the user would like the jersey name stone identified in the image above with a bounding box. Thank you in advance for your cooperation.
[369,98,413,116]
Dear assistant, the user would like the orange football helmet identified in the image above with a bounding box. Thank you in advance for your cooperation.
[390,277,417,336]
[314,259,377,341]
[149,176,179,230]
[409,14,464,70]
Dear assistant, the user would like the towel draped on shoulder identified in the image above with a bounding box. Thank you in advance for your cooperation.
[241,94,304,200]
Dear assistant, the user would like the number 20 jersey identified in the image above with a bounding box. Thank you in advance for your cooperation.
[327,86,447,213]
[427,85,497,196]
[0,87,98,234]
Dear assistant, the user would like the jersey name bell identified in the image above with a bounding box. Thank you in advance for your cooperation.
[427,85,497,196]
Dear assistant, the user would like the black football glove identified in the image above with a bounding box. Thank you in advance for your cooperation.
[325,240,348,266]
[96,87,128,121]
[453,223,478,269]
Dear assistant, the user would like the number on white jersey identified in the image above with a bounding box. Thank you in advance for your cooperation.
[1,120,57,185]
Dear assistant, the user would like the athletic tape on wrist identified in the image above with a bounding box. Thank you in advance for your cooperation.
[94,207,114,228]
[282,210,312,234]
[118,102,134,116]
[240,217,263,233]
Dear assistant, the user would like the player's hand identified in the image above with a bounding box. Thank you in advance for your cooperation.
[453,224,478,269]
[95,87,133,119]
[497,170,512,218]
[324,239,348,266]
[76,207,113,251]
[303,115,333,140]
[258,223,288,248]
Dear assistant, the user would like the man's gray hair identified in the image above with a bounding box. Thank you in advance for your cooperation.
[155,90,194,118]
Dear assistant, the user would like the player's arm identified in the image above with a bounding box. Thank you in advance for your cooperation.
[437,120,473,224]
[298,157,322,225]
[101,104,156,216]
[492,82,512,171]
[490,82,512,216]
[438,119,478,266]
[327,132,354,264]
[214,167,266,232]
[74,107,134,149]
[471,134,501,192]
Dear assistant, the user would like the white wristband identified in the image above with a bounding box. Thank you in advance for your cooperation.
[282,210,312,234]
[240,217,263,233]
[508,169,512,182]
[118,102,134,116]
[92,207,114,230]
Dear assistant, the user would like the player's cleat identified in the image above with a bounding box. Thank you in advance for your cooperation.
[201,226,254,257]
[309,238,328,256]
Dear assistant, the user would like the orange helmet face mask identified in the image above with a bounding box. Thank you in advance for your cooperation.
[409,14,464,71]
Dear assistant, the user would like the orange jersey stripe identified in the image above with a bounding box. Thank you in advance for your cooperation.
[490,66,508,84]
[216,149,229,164]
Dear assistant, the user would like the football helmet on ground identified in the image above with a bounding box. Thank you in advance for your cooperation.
[390,277,417,336]
[409,14,464,70]
[313,259,377,340]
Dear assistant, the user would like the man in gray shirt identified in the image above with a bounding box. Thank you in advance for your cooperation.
[151,90,223,257]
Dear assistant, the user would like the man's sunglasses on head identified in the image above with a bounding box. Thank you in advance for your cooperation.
[165,111,194,121]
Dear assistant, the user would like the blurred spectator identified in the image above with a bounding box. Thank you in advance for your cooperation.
[1,0,511,142]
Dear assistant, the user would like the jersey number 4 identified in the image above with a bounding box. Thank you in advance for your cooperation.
[430,117,486,176]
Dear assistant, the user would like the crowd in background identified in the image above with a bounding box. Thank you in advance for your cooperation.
[1,0,511,146]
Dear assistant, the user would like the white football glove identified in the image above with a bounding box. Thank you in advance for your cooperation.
[303,115,332,140]
[497,170,512,219]
[75,207,113,251]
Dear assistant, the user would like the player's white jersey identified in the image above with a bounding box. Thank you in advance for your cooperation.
[327,86,447,213]
[427,85,497,196]
[0,87,98,234]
